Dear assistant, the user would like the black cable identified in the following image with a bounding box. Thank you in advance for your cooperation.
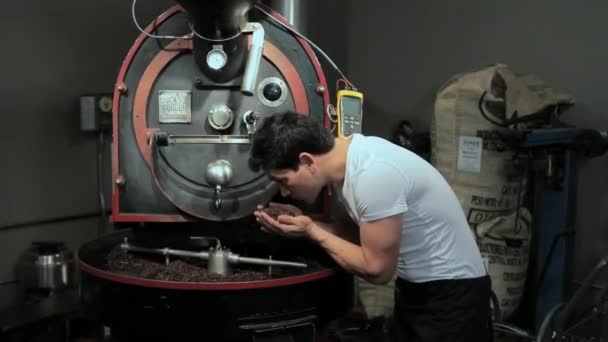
[490,289,502,323]
[511,154,527,236]
[537,303,564,342]
[0,280,19,286]
[536,230,573,294]
[478,91,508,127]
[478,91,556,128]
[557,257,608,333]
[0,211,111,232]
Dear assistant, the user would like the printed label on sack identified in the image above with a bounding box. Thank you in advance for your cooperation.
[457,136,483,173]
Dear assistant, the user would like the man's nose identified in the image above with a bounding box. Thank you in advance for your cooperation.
[280,185,290,197]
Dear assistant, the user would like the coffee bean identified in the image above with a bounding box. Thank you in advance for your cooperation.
[263,207,297,221]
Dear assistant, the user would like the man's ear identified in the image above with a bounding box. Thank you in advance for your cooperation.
[298,152,316,169]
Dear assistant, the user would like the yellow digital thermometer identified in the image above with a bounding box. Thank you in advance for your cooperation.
[336,90,364,138]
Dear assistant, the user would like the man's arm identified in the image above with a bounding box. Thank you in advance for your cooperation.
[308,214,401,284]
[312,220,360,244]
[312,220,338,234]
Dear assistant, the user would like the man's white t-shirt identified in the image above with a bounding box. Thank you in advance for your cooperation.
[337,134,486,282]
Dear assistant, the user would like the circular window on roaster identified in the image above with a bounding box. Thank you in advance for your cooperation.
[258,77,288,107]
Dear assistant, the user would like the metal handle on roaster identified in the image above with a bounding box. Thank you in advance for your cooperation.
[231,255,307,268]
[120,238,307,269]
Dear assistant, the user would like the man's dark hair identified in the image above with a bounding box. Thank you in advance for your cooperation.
[249,111,335,171]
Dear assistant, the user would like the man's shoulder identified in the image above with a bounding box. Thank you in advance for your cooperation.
[352,133,394,148]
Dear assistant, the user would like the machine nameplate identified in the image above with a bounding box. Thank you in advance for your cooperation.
[158,90,192,123]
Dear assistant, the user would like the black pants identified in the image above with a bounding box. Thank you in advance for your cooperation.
[393,275,492,342]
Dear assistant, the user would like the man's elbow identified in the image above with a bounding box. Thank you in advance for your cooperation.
[363,265,395,285]
[366,273,394,285]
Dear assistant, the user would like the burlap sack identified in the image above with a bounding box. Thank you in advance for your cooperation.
[430,63,574,319]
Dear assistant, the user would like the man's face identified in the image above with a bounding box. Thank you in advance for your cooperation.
[268,164,324,204]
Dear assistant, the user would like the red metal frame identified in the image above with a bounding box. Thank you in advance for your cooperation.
[112,5,332,223]
[111,6,185,223]
[80,260,335,290]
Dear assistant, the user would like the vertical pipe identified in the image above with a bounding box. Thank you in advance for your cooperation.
[262,0,307,34]
[241,24,265,95]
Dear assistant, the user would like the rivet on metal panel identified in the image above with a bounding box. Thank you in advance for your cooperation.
[115,175,126,186]
[117,83,127,94]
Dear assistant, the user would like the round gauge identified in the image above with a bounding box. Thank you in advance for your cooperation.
[206,49,228,70]
[98,96,112,113]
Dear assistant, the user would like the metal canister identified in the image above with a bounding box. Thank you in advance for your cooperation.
[17,241,75,292]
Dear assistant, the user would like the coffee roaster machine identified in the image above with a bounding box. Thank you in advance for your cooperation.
[77,1,355,341]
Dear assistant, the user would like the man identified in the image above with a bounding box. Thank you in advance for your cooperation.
[250,111,491,342]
